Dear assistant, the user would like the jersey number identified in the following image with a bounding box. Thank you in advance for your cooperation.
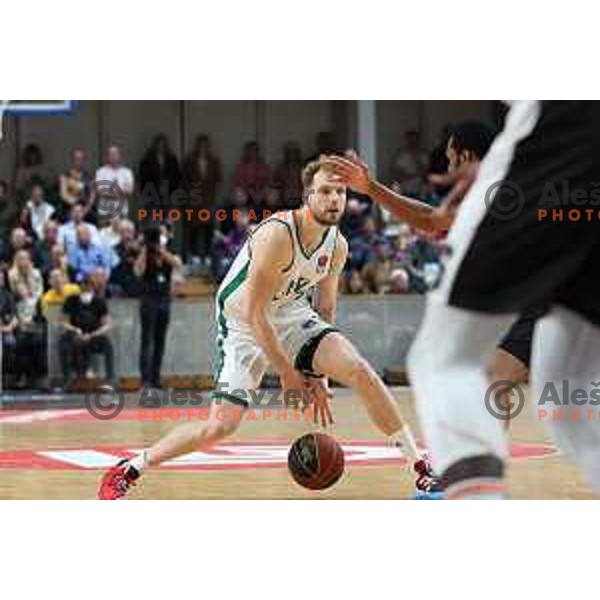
[273,277,311,302]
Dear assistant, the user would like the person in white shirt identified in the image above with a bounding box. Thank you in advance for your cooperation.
[58,203,100,252]
[99,217,123,248]
[25,183,55,240]
[95,145,134,217]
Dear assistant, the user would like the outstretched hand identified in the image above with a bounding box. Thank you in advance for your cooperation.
[304,376,334,428]
[321,150,371,195]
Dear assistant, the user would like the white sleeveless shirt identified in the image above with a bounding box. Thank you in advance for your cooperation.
[216,210,339,323]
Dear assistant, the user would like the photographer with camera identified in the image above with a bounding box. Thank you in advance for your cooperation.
[135,225,182,389]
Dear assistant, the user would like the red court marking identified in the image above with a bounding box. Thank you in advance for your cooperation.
[0,440,557,471]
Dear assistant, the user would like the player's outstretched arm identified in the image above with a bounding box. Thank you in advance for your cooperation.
[322,154,446,233]
[239,223,305,397]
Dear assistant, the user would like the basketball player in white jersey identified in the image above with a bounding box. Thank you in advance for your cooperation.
[98,160,441,499]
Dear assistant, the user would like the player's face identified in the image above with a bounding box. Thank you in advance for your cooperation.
[307,169,347,226]
[446,138,461,172]
[446,137,475,172]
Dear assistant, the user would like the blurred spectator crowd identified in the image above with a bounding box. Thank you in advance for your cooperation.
[0,127,449,389]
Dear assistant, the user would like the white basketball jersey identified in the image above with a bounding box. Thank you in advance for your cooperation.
[216,210,339,323]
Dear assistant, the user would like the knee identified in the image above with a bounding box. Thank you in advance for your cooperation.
[345,356,375,389]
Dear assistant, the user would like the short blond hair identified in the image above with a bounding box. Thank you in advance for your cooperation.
[301,159,324,189]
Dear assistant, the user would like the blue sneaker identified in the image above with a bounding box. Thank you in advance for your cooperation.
[411,490,445,500]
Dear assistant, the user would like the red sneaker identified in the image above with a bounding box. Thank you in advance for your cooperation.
[97,460,140,500]
[413,456,444,494]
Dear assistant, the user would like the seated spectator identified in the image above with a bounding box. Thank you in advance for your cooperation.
[67,224,118,284]
[0,268,18,388]
[389,224,416,266]
[12,277,47,389]
[109,219,141,297]
[95,144,134,217]
[346,216,382,271]
[261,186,284,216]
[33,220,60,283]
[233,141,272,203]
[386,226,431,293]
[181,134,221,265]
[212,211,251,282]
[215,186,256,236]
[391,130,429,197]
[344,268,367,295]
[59,275,115,387]
[361,237,393,294]
[8,249,44,303]
[88,266,109,299]
[274,142,303,207]
[59,149,91,220]
[22,183,55,240]
[58,203,100,253]
[99,216,123,248]
[41,268,81,315]
[15,144,56,200]
[0,181,19,243]
[1,227,34,267]
[386,268,411,294]
[341,195,373,242]
[50,244,70,280]
[113,219,137,260]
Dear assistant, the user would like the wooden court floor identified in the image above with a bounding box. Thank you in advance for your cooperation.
[0,388,594,499]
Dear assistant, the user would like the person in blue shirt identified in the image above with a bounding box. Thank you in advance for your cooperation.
[67,224,119,284]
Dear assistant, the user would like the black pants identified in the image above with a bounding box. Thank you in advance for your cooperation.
[15,328,47,380]
[1,332,17,385]
[59,331,115,381]
[139,297,171,387]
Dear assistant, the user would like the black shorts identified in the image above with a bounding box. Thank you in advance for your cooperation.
[497,308,546,367]
[444,101,600,327]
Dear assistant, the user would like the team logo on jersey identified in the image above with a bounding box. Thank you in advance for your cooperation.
[316,254,329,274]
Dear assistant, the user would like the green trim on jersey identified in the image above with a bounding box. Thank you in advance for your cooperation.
[214,260,250,383]
[217,260,250,337]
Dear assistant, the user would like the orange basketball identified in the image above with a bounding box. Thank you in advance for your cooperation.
[287,432,345,490]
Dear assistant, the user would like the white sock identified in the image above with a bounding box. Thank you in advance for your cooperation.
[128,452,148,474]
[391,424,421,462]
